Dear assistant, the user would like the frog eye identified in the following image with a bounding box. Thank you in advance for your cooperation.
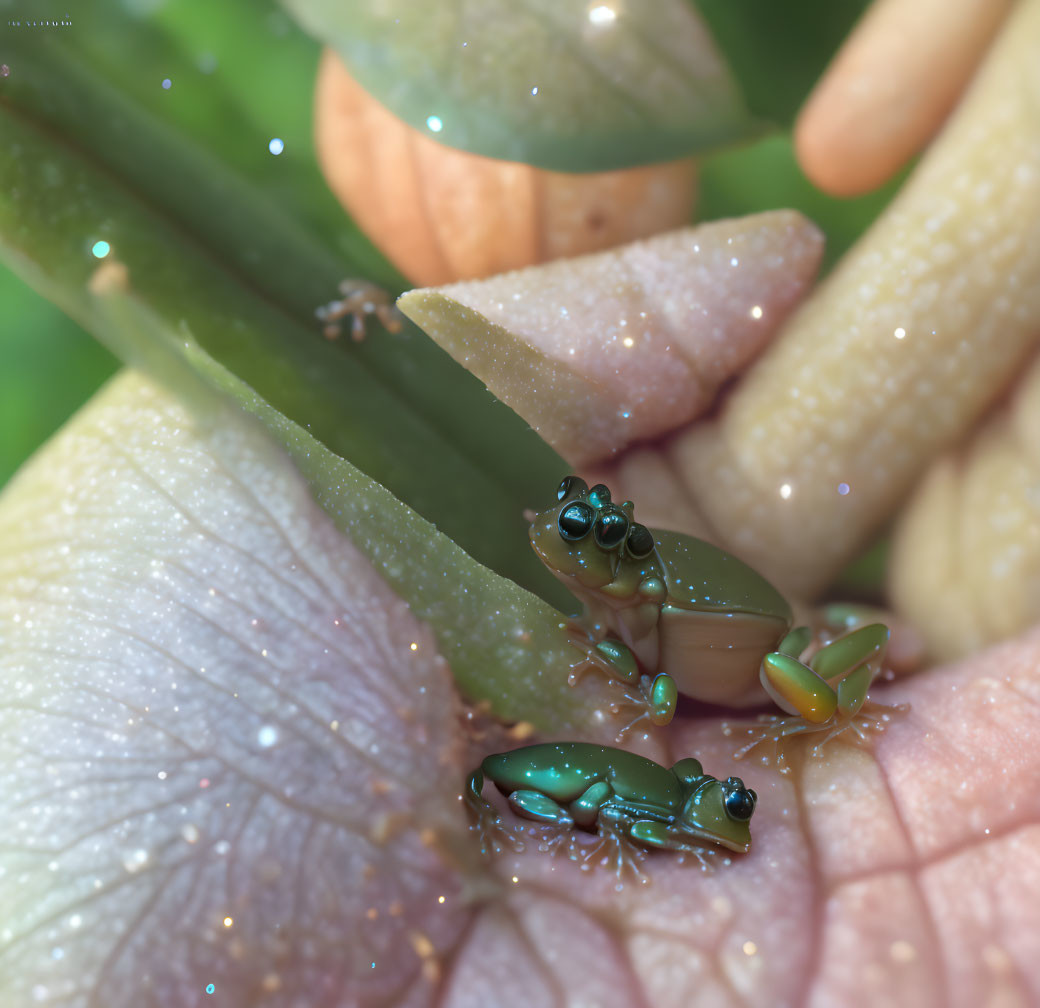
[723,785,757,822]
[558,501,595,540]
[593,505,629,550]
[626,523,655,559]
[587,483,612,508]
[556,475,588,502]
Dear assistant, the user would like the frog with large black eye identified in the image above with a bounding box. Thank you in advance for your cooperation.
[466,742,756,878]
[529,476,907,769]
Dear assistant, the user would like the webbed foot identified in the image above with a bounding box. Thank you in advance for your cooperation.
[471,811,527,856]
[565,630,639,687]
[722,697,909,773]
[611,672,679,739]
[579,821,649,883]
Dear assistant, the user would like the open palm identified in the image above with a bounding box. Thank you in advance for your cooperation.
[3,370,1037,1007]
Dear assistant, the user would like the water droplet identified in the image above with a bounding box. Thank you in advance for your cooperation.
[122,848,149,873]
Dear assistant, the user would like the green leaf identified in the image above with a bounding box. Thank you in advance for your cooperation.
[691,0,871,126]
[0,2,569,607]
[0,265,117,487]
[281,0,764,172]
[78,282,597,733]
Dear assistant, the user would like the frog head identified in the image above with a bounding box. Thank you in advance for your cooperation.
[678,775,757,853]
[528,476,659,594]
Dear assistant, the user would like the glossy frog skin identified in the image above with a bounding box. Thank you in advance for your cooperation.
[530,476,905,766]
[466,742,756,874]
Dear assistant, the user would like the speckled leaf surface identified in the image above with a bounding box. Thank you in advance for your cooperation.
[281,0,761,171]
[59,278,607,734]
[0,369,477,1004]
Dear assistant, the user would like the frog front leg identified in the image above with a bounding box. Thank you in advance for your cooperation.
[565,587,664,686]
[566,636,679,738]
[626,820,726,872]
[723,623,909,772]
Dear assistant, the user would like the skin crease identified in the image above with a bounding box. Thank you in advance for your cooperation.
[2,372,1040,1008]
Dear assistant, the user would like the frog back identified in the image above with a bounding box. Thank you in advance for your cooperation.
[482,743,682,808]
[653,529,792,706]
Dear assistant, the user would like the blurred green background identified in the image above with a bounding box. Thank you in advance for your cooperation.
[0,0,897,490]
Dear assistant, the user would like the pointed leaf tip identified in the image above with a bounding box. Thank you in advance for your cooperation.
[400,212,823,465]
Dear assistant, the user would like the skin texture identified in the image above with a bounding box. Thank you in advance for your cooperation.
[3,371,1040,1008]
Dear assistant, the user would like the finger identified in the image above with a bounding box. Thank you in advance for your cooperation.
[796,0,1013,196]
[672,0,1040,598]
[890,348,1040,661]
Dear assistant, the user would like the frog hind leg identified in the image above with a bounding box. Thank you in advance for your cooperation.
[722,624,908,772]
[464,770,525,855]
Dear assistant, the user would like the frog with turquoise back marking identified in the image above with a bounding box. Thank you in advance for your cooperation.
[529,476,907,769]
[466,742,756,876]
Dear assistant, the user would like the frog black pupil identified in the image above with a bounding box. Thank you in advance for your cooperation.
[627,523,654,558]
[725,788,755,821]
[594,507,628,549]
[558,502,594,540]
